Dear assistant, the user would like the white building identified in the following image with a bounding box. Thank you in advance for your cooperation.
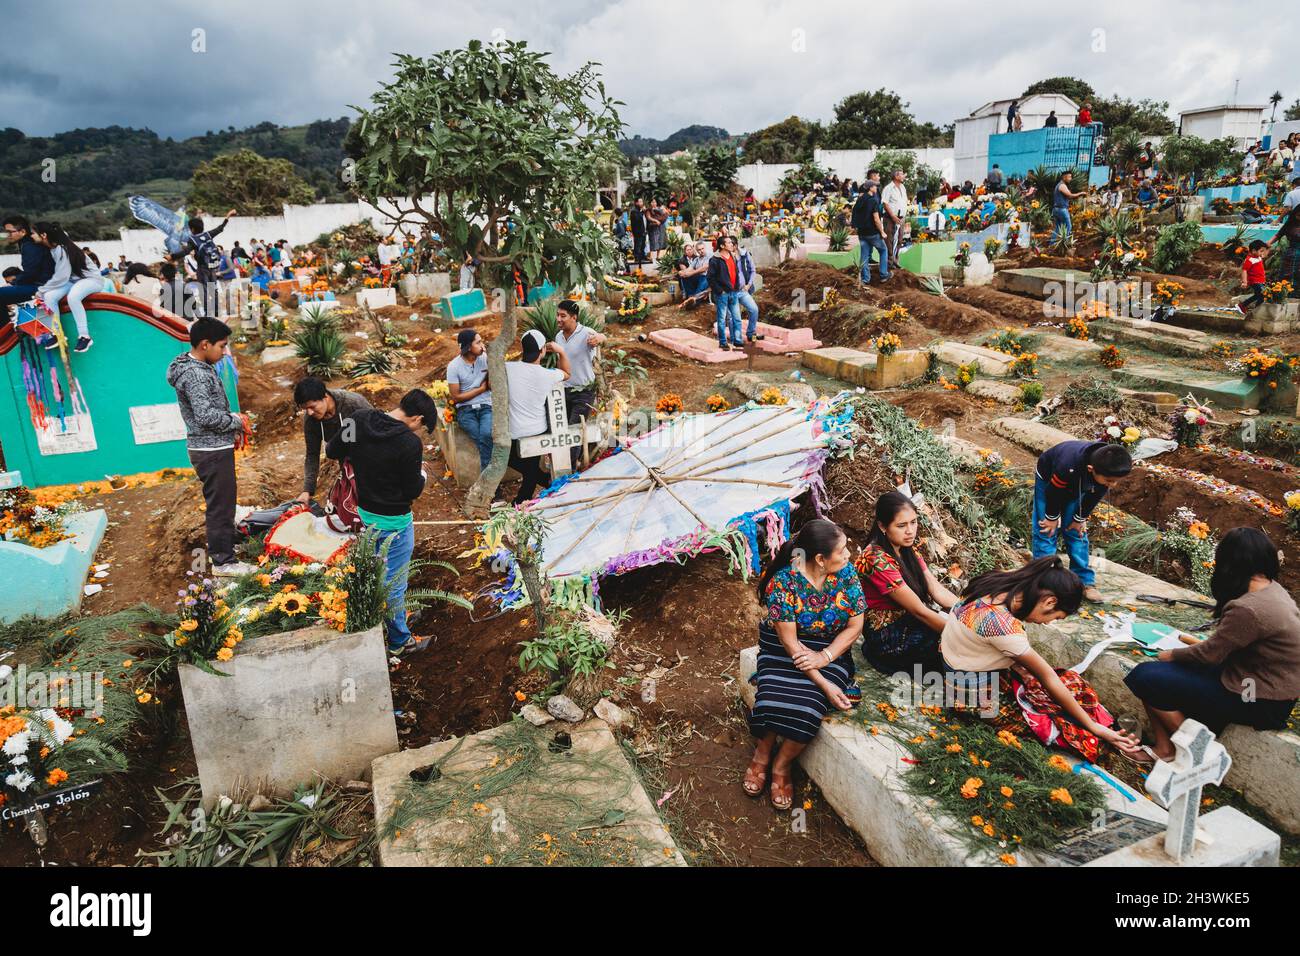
[953,93,1080,185]
[1177,105,1266,148]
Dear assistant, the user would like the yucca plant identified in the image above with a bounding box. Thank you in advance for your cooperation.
[1095,209,1140,247]
[919,274,948,298]
[522,298,603,368]
[828,222,851,252]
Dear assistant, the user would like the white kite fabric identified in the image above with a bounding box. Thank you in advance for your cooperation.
[521,395,855,608]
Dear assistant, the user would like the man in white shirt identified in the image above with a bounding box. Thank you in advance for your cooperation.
[1283,171,1300,212]
[505,329,570,503]
[881,170,909,270]
[1242,146,1259,184]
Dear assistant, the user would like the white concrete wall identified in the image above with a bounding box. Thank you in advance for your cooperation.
[734,162,798,201]
[1179,108,1266,148]
[0,196,438,272]
[813,147,955,183]
[736,148,957,202]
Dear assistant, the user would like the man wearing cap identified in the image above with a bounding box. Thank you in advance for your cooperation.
[447,329,493,470]
[506,329,571,504]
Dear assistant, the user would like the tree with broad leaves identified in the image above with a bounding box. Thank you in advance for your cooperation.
[188,148,315,215]
[346,40,624,516]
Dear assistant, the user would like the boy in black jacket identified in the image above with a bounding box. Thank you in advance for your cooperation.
[326,389,435,653]
[1032,440,1133,602]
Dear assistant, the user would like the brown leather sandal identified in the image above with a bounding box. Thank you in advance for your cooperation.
[742,756,769,797]
[769,770,794,811]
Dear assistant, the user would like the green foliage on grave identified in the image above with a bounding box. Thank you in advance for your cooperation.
[850,394,1013,573]
[141,776,376,867]
[1152,220,1205,274]
[290,324,346,378]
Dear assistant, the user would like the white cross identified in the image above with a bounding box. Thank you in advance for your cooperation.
[1144,719,1232,862]
[517,387,602,477]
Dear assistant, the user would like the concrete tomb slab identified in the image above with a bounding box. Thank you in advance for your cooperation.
[371,719,685,867]
[648,328,747,363]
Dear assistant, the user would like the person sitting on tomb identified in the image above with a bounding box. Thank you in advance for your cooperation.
[675,241,711,308]
[1124,528,1300,760]
[855,490,959,677]
[941,556,1143,761]
[294,375,374,506]
[745,518,866,811]
[1030,440,1132,604]
[1136,181,1157,209]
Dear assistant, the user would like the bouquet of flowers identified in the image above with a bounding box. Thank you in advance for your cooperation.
[1162,507,1216,593]
[0,487,82,549]
[874,332,902,356]
[705,394,730,413]
[1065,317,1090,341]
[1170,399,1211,447]
[1100,414,1142,447]
[1283,490,1300,533]
[170,574,245,672]
[757,386,787,406]
[616,287,650,322]
[1153,280,1185,307]
[1235,347,1297,396]
[1264,281,1294,304]
[655,393,684,416]
[1099,345,1124,369]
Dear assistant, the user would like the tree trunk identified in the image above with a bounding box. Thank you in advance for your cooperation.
[464,276,516,517]
[518,559,548,636]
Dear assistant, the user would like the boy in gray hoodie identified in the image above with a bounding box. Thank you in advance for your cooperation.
[165,317,249,575]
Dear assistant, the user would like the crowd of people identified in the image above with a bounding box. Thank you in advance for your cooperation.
[744,434,1300,811]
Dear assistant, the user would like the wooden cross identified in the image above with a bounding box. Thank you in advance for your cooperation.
[1144,719,1232,862]
[517,387,603,477]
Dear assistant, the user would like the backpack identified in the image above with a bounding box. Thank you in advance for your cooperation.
[324,460,363,533]
[191,231,223,273]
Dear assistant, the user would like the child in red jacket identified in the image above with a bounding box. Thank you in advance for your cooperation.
[1237,240,1268,312]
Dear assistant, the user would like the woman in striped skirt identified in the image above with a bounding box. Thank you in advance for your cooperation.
[745,519,866,810]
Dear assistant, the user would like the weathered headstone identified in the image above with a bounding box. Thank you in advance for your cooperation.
[179,624,397,808]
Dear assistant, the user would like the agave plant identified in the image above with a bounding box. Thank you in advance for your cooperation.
[919,274,948,298]
[297,302,342,335]
[348,346,398,379]
[828,222,851,252]
[1095,209,1141,247]
[291,325,346,377]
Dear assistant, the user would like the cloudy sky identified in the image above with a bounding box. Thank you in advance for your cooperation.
[5,0,1295,140]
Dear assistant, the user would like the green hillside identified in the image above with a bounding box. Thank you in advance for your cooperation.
[0,119,352,239]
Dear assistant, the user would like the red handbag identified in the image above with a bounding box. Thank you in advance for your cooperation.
[324,459,363,533]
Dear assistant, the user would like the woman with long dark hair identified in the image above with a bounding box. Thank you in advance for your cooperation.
[854,490,959,676]
[942,555,1142,760]
[33,222,103,353]
[745,518,866,810]
[1125,528,1300,759]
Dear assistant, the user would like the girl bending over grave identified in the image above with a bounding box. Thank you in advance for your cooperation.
[746,519,866,811]
[855,490,959,677]
[941,556,1143,762]
[1124,528,1300,761]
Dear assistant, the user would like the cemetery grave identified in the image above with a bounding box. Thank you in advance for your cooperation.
[4,121,1300,875]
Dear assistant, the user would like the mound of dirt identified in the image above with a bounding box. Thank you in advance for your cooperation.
[947,286,1048,325]
[757,260,870,314]
[1107,465,1299,593]
[885,289,1002,337]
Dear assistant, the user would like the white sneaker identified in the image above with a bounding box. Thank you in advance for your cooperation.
[212,561,256,577]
